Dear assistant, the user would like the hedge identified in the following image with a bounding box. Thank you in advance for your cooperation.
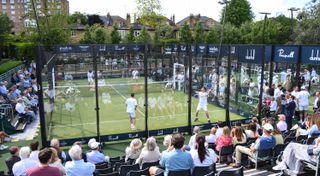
[0,60,22,75]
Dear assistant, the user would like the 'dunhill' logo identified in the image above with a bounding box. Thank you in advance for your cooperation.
[245,49,255,60]
[278,49,294,59]
[309,49,320,61]
[209,47,218,53]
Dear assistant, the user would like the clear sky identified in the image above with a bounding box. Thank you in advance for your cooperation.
[68,0,310,22]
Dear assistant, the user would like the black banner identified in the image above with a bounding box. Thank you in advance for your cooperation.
[238,45,263,64]
[301,46,320,65]
[274,46,299,63]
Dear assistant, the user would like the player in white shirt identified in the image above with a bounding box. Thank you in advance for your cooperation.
[195,87,211,123]
[132,69,139,82]
[126,93,138,130]
[87,70,94,85]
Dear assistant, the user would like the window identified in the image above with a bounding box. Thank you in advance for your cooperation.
[2,0,6,4]
[134,31,140,37]
[11,10,15,14]
[2,5,6,9]
[71,30,76,37]
[10,0,13,4]
[10,5,14,9]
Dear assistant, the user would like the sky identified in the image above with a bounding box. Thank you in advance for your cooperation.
[68,0,310,22]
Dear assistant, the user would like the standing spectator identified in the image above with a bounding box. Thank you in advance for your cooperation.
[125,139,142,162]
[65,145,95,176]
[285,95,296,130]
[269,97,277,115]
[313,91,320,113]
[26,148,61,176]
[50,139,66,164]
[297,86,310,123]
[136,137,161,165]
[86,142,109,164]
[29,141,40,162]
[188,126,201,150]
[190,133,216,167]
[149,133,194,176]
[206,127,217,144]
[215,126,232,153]
[49,147,66,176]
[12,147,38,176]
[5,146,20,175]
[277,114,287,133]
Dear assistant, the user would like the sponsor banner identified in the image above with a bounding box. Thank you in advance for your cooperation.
[274,46,299,63]
[207,45,228,57]
[238,45,263,64]
[179,44,188,53]
[149,126,189,136]
[55,45,93,53]
[301,46,320,65]
[163,45,172,55]
[265,45,272,62]
[197,44,207,55]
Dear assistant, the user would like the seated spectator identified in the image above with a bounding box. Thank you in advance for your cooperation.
[65,142,87,162]
[251,117,261,132]
[26,148,60,176]
[206,127,217,144]
[5,146,20,175]
[232,126,247,146]
[12,147,38,176]
[51,138,66,164]
[0,81,8,95]
[230,123,276,168]
[245,123,259,139]
[136,137,161,165]
[29,141,40,162]
[215,126,232,153]
[162,135,173,155]
[49,147,66,176]
[216,121,224,137]
[149,133,194,176]
[15,97,35,123]
[125,138,142,162]
[269,120,284,145]
[273,137,320,175]
[188,126,200,150]
[277,114,287,133]
[86,141,109,164]
[190,133,216,167]
[65,145,95,176]
[296,115,320,138]
[0,131,10,150]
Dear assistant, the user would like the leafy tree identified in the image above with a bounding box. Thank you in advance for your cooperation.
[136,0,161,16]
[221,0,254,27]
[179,23,193,44]
[194,21,206,43]
[221,23,241,44]
[206,26,220,44]
[68,11,87,25]
[95,28,107,44]
[80,24,109,44]
[124,27,135,43]
[0,14,13,43]
[136,27,152,44]
[153,30,160,44]
[110,25,121,44]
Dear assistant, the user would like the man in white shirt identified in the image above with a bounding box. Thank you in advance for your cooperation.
[87,70,94,85]
[12,146,38,176]
[297,86,310,123]
[277,114,287,132]
[314,92,320,113]
[126,93,138,129]
[15,98,35,124]
[194,87,211,123]
[205,127,217,144]
[132,69,139,82]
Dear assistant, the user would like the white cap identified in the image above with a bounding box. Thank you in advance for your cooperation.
[263,123,273,132]
[90,141,100,149]
[88,138,96,148]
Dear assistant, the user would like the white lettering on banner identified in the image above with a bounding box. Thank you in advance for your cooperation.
[181,46,186,51]
[277,49,295,59]
[209,47,219,53]
[115,45,125,51]
[173,46,178,51]
[157,130,164,135]
[108,136,119,141]
[129,134,138,138]
[132,46,140,51]
[60,141,67,146]
[245,49,255,60]
[231,47,236,54]
[79,46,90,51]
[199,46,205,52]
[173,128,179,133]
[191,46,195,52]
[59,46,72,52]
[309,49,320,61]
[99,46,106,51]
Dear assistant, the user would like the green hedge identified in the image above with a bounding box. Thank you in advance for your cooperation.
[0,60,22,75]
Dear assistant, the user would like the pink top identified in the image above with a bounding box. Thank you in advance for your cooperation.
[215,135,232,151]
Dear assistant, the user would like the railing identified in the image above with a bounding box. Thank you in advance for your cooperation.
[0,64,24,82]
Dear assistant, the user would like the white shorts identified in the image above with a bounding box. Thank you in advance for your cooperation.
[88,78,94,83]
[128,112,136,118]
[133,76,138,79]
[197,104,208,111]
[299,105,308,111]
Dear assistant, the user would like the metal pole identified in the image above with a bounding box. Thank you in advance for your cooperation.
[144,45,149,138]
[31,0,43,43]
[93,45,101,142]
[288,7,300,42]
[225,45,231,127]
[268,46,274,89]
[188,45,192,135]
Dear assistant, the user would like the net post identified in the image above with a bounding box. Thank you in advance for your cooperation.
[144,44,149,139]
[93,45,101,143]
[225,45,231,127]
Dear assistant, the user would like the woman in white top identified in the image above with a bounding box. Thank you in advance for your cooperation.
[125,139,142,162]
[162,135,173,155]
[135,137,161,165]
[49,147,66,175]
[190,133,216,167]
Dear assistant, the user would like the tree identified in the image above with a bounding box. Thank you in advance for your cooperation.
[136,0,161,16]
[194,21,206,43]
[179,23,193,44]
[206,26,220,44]
[124,27,135,43]
[68,11,87,25]
[95,28,107,44]
[80,24,109,44]
[136,27,152,44]
[0,14,13,43]
[110,25,121,44]
[221,0,254,27]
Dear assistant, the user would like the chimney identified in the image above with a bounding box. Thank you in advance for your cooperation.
[173,14,175,23]
[189,14,194,26]
[126,13,131,27]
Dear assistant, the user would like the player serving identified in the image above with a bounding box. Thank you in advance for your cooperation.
[194,87,211,123]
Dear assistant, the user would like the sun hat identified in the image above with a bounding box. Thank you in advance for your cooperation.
[263,123,273,132]
[88,138,96,148]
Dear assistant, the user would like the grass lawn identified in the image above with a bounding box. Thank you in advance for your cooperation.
[0,60,22,74]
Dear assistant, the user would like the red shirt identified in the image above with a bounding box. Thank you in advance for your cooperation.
[27,166,60,176]
[215,135,232,151]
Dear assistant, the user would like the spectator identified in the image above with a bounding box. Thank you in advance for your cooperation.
[0,81,8,95]
[297,86,310,123]
[49,147,66,176]
[5,146,20,175]
[86,141,109,164]
[276,114,287,133]
[232,126,247,146]
[12,147,38,176]
[190,133,216,167]
[269,120,284,145]
[269,97,277,115]
[29,141,40,162]
[125,138,142,162]
[251,117,261,132]
[136,137,161,165]
[230,123,276,168]
[188,126,200,150]
[285,95,296,130]
[50,138,66,164]
[65,145,95,176]
[216,121,224,137]
[65,142,87,162]
[215,126,232,153]
[205,127,217,144]
[26,148,60,176]
[161,135,173,155]
[245,123,259,139]
[149,133,194,176]
[313,91,320,113]
[15,97,35,124]
[0,131,10,150]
